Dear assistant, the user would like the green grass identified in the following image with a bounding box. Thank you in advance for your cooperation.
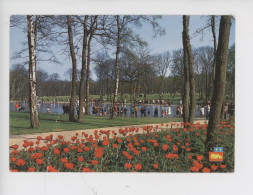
[10,112,182,136]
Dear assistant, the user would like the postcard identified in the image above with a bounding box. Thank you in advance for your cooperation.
[9,14,235,173]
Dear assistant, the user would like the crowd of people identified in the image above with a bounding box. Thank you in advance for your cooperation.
[15,102,25,112]
[14,96,235,120]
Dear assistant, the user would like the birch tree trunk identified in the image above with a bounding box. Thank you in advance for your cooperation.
[111,15,121,118]
[27,15,39,128]
[205,16,231,151]
[67,15,77,122]
[78,15,88,122]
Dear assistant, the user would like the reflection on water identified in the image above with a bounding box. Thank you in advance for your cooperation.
[10,102,205,118]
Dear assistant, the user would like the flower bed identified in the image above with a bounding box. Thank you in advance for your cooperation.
[9,121,234,172]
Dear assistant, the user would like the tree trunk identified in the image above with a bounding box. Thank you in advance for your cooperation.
[27,15,39,128]
[130,81,133,105]
[84,16,97,115]
[205,68,208,101]
[182,16,190,123]
[111,16,121,118]
[133,80,139,118]
[78,15,88,122]
[85,30,94,115]
[210,16,217,100]
[182,37,190,123]
[205,16,231,151]
[184,16,196,124]
[106,74,109,101]
[144,73,148,102]
[211,16,217,84]
[160,77,164,95]
[67,15,78,122]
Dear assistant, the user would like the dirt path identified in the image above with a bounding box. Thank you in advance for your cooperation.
[10,120,207,150]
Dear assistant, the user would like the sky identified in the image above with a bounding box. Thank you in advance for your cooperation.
[9,15,235,80]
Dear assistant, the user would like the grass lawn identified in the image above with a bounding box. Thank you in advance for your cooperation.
[10,112,182,136]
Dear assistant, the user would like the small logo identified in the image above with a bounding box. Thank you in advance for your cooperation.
[209,147,223,161]
[214,147,223,152]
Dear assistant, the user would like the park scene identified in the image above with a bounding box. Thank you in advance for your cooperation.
[9,15,235,172]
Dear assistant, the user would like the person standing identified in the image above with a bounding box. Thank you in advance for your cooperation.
[134,106,138,118]
[124,108,127,117]
[161,110,165,118]
[63,104,66,114]
[206,103,210,120]
[168,105,171,119]
[165,106,168,118]
[176,106,180,118]
[115,105,119,117]
[96,105,100,116]
[83,106,85,115]
[154,107,158,118]
[200,105,204,118]
[147,109,151,117]
[224,104,228,119]
[100,106,103,116]
[120,107,123,117]
[140,107,143,118]
[131,107,134,117]
[15,102,19,112]
[179,105,183,117]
